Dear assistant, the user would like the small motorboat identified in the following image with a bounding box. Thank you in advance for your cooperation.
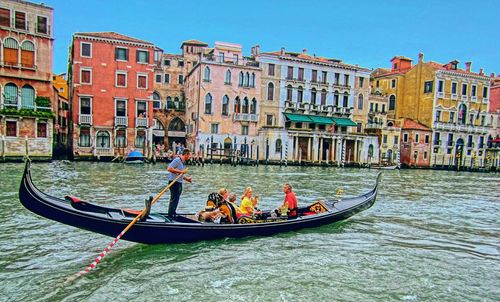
[124,150,145,164]
[19,161,382,244]
[370,164,399,170]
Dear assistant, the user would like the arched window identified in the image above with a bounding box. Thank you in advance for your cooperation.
[21,85,35,108]
[311,88,317,104]
[239,72,244,86]
[234,97,241,114]
[204,66,211,81]
[333,91,339,107]
[250,73,255,87]
[244,72,250,87]
[458,103,467,125]
[297,86,303,102]
[250,98,257,114]
[4,38,19,65]
[4,83,18,107]
[225,69,231,84]
[267,82,274,101]
[275,139,282,153]
[286,85,293,101]
[368,144,374,158]
[154,119,164,130]
[357,94,364,110]
[166,96,172,109]
[21,40,35,68]
[242,97,249,113]
[343,92,349,107]
[153,91,161,109]
[174,97,180,110]
[321,89,327,105]
[168,117,185,132]
[389,95,396,110]
[222,95,229,116]
[96,131,110,148]
[204,93,212,114]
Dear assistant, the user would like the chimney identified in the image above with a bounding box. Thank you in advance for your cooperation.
[418,53,424,63]
[491,73,496,78]
[302,48,307,54]
[280,47,285,56]
[479,68,484,75]
[251,46,255,56]
[255,45,260,55]
[465,61,472,72]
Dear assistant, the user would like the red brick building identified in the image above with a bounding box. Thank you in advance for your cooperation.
[400,118,432,168]
[0,0,54,160]
[68,32,156,159]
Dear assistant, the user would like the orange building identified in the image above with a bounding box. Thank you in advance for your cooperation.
[68,32,156,159]
[400,119,432,167]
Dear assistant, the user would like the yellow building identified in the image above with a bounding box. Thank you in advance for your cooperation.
[373,54,492,169]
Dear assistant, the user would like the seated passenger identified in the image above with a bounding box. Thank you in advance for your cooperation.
[227,193,242,214]
[277,183,298,218]
[240,187,261,216]
[251,194,260,211]
[196,208,226,223]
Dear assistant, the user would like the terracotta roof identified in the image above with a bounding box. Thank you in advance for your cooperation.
[75,32,153,45]
[402,119,431,131]
[391,56,413,61]
[181,39,208,46]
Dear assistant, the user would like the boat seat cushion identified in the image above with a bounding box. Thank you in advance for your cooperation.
[65,195,82,203]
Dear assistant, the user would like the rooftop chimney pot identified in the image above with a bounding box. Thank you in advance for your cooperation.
[418,53,424,63]
[465,61,472,72]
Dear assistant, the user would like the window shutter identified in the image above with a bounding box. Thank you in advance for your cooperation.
[146,51,150,63]
[136,50,139,62]
[125,49,129,61]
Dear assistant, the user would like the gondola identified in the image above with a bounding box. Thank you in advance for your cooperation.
[19,161,382,244]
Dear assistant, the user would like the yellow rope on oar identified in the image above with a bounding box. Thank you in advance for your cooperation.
[66,170,187,283]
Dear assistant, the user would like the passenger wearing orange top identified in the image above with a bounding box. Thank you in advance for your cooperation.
[280,183,298,218]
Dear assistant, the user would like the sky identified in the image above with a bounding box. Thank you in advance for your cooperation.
[43,0,500,76]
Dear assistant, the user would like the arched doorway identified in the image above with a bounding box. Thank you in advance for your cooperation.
[152,118,165,145]
[455,138,464,167]
[387,149,393,164]
[322,140,330,161]
[368,144,374,161]
[223,137,232,156]
[168,117,186,150]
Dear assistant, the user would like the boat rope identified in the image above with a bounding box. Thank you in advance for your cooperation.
[66,170,186,283]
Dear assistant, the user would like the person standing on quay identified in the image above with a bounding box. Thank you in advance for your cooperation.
[167,149,192,219]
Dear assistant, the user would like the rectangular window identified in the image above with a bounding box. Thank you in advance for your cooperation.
[155,74,162,83]
[415,133,420,143]
[116,100,126,116]
[481,115,485,126]
[211,123,219,134]
[403,133,408,143]
[115,47,128,61]
[15,11,26,30]
[37,122,47,138]
[178,60,184,67]
[164,59,170,66]
[382,104,386,113]
[80,97,91,115]
[266,114,273,126]
[136,101,147,117]
[79,128,91,147]
[391,79,396,88]
[452,82,457,94]
[369,103,373,112]
[6,121,17,137]
[450,112,455,123]
[479,136,484,148]
[81,42,92,58]
[424,151,428,160]
[344,74,349,86]
[115,129,126,147]
[359,77,364,87]
[383,135,387,144]
[137,74,147,89]
[435,110,441,122]
[471,85,477,96]
[312,70,317,82]
[136,50,149,63]
[218,53,224,63]
[233,54,238,64]
[447,133,453,146]
[36,16,48,34]
[322,71,327,84]
[241,125,249,135]
[483,87,488,98]
[334,73,340,84]
[469,114,474,125]
[438,80,444,92]
[0,8,10,27]
[80,68,92,84]
[164,74,170,83]
[268,64,275,76]
[298,68,304,81]
[287,66,293,79]
[178,75,184,84]
[394,135,399,145]
[116,72,127,87]
[135,130,146,148]
[424,81,433,93]
[434,132,440,145]
[425,134,429,144]
[462,83,468,95]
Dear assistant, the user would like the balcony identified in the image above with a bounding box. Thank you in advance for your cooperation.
[233,113,258,122]
[461,95,468,101]
[437,92,444,98]
[284,100,297,110]
[136,117,148,128]
[166,100,186,112]
[366,123,383,129]
[79,114,92,125]
[471,96,477,102]
[115,116,128,127]
[451,94,458,100]
[95,147,113,156]
[482,97,489,103]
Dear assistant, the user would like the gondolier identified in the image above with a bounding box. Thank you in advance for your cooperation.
[167,149,192,219]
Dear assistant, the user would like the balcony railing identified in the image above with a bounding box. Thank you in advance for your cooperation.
[233,113,258,122]
[95,147,113,156]
[483,97,489,103]
[366,123,383,129]
[115,116,128,127]
[166,100,186,111]
[461,95,468,101]
[451,94,458,100]
[136,117,148,128]
[471,96,477,102]
[79,114,92,125]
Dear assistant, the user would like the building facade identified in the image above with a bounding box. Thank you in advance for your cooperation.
[256,47,378,165]
[400,119,432,167]
[68,32,156,159]
[0,0,54,160]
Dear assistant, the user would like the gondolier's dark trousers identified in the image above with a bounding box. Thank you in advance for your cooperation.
[167,181,183,218]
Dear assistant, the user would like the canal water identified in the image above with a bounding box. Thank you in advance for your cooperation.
[0,161,499,301]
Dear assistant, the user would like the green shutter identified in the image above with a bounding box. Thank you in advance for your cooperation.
[21,86,35,108]
[4,84,18,105]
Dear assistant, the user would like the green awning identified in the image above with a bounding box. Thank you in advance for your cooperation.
[284,113,313,123]
[331,117,358,127]
[308,115,334,124]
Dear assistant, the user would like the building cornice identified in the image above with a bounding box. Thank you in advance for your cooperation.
[259,53,370,72]
[437,70,491,82]
[73,35,155,49]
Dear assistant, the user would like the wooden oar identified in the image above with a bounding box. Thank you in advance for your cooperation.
[66,170,187,283]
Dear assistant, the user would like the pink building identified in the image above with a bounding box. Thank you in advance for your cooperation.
[400,118,432,167]
[184,42,261,159]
